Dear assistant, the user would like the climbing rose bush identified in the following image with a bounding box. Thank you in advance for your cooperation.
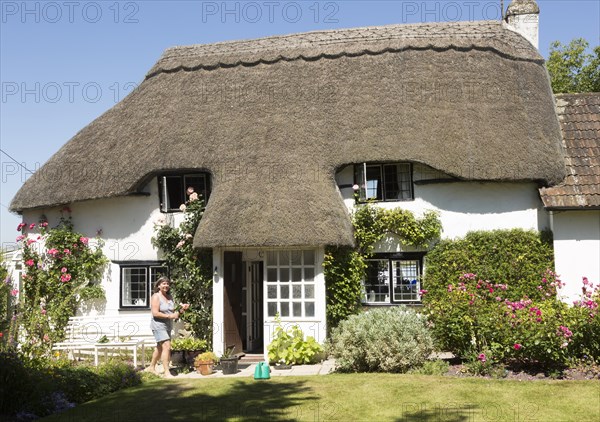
[12,209,107,357]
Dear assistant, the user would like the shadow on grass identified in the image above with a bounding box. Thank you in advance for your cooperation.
[395,403,478,422]
[43,378,318,422]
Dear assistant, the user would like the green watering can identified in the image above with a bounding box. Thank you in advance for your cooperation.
[254,362,271,380]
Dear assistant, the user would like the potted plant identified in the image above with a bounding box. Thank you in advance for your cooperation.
[220,345,239,375]
[194,351,217,375]
[171,337,207,366]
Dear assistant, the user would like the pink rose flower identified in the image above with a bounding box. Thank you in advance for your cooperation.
[61,267,68,273]
[63,249,71,255]
[60,274,72,282]
[186,187,195,195]
[17,223,27,231]
[25,259,35,267]
[47,248,59,256]
[478,353,486,362]
[80,237,89,244]
[15,235,25,242]
[10,289,19,296]
[352,184,359,191]
[41,309,47,315]
[513,343,522,350]
[29,223,36,229]
[189,192,199,201]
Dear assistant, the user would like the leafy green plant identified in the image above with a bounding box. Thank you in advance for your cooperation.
[324,204,441,331]
[409,359,450,376]
[13,210,108,357]
[152,194,213,342]
[0,350,141,419]
[194,351,217,365]
[328,306,434,373]
[267,316,323,365]
[171,337,207,351]
[423,229,554,303]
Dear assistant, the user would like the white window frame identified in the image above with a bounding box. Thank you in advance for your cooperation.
[265,250,316,319]
[362,256,422,304]
[120,264,168,309]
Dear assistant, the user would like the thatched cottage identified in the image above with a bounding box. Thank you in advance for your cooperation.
[10,0,579,356]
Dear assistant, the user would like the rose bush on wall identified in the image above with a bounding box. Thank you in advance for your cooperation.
[152,192,213,343]
[10,208,107,357]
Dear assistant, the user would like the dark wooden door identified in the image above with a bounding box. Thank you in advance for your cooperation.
[248,261,264,352]
[223,251,243,353]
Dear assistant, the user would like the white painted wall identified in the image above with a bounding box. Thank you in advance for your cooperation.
[336,165,550,239]
[20,177,167,319]
[552,210,600,302]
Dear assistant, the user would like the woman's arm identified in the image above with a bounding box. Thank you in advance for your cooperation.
[151,294,180,320]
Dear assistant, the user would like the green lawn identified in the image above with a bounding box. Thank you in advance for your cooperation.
[42,374,600,421]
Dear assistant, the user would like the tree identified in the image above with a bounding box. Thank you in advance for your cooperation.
[546,38,600,93]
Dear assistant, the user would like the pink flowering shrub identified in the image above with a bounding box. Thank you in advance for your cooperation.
[425,271,600,368]
[13,211,107,357]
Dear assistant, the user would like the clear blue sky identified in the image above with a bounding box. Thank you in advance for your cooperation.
[1,0,599,249]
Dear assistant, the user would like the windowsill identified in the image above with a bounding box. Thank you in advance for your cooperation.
[118,307,150,311]
[357,199,414,203]
[361,302,422,307]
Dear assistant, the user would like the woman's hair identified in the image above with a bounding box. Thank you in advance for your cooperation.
[153,276,171,293]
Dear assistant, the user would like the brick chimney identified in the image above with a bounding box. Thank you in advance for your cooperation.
[505,0,539,49]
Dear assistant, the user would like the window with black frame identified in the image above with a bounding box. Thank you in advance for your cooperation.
[158,173,210,212]
[354,163,413,202]
[120,263,168,309]
[362,254,422,304]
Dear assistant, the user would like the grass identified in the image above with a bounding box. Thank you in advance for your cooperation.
[42,373,600,421]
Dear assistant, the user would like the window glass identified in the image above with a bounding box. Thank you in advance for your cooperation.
[354,163,413,202]
[121,264,167,308]
[159,173,211,212]
[165,176,184,211]
[393,260,420,302]
[265,249,317,319]
[362,257,423,304]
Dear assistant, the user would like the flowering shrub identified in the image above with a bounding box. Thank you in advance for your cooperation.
[0,261,11,347]
[424,229,555,303]
[152,192,213,341]
[425,271,600,368]
[328,307,434,373]
[12,209,107,357]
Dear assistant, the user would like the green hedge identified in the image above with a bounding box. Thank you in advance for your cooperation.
[0,351,142,418]
[423,229,554,302]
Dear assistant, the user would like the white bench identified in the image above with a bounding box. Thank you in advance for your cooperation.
[52,315,157,367]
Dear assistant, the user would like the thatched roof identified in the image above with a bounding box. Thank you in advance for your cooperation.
[540,93,600,209]
[11,20,565,248]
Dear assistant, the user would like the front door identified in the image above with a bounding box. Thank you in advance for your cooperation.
[247,261,264,352]
[223,251,243,353]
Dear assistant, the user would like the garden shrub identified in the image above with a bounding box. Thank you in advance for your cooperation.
[0,351,141,418]
[424,229,554,302]
[424,271,600,369]
[409,359,450,376]
[329,307,434,373]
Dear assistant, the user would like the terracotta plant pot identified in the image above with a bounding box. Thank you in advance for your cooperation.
[195,361,214,375]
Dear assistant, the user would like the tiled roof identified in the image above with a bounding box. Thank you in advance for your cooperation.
[540,93,600,208]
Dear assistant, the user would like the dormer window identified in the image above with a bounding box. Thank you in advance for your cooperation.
[354,163,413,201]
[158,173,211,212]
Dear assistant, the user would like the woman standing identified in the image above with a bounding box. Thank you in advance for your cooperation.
[146,276,189,377]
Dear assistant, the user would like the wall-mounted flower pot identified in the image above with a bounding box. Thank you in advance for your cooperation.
[220,357,239,375]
